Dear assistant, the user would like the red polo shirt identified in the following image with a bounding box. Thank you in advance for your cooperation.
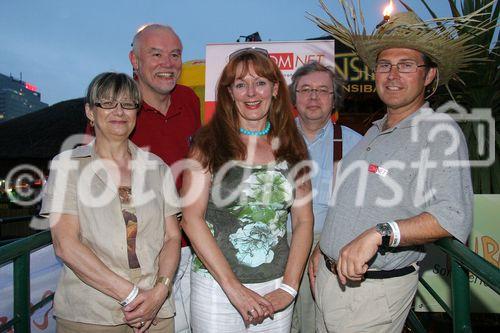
[130,84,200,171]
[131,85,200,247]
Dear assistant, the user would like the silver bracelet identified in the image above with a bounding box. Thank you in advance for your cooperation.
[279,283,297,298]
[119,284,139,307]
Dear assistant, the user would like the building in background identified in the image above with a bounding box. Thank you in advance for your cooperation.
[0,73,48,123]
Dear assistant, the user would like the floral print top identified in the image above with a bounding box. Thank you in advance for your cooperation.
[193,161,294,283]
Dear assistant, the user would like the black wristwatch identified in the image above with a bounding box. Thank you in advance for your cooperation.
[375,222,392,255]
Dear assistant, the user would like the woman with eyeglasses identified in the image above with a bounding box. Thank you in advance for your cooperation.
[181,49,313,332]
[41,72,181,333]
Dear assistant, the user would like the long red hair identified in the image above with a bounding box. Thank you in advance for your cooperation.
[192,49,309,175]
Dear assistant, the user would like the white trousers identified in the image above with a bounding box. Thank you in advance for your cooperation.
[173,246,193,333]
[191,271,293,333]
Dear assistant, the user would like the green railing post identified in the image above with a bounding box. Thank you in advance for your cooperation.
[451,259,472,332]
[406,310,427,333]
[1,228,53,332]
[13,252,31,333]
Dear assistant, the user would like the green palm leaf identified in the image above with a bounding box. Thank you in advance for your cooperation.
[418,0,499,193]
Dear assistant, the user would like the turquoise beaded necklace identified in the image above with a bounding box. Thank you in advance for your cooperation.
[239,121,271,136]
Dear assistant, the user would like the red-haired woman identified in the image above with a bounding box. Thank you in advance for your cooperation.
[181,48,313,332]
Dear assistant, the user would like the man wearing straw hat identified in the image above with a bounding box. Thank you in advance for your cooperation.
[305,1,493,331]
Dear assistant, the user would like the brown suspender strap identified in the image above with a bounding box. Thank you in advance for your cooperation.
[333,121,343,162]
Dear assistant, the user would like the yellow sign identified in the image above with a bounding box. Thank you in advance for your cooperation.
[178,60,206,120]
[415,194,500,313]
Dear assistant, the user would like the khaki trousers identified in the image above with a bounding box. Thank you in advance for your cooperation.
[315,255,418,333]
[56,317,174,333]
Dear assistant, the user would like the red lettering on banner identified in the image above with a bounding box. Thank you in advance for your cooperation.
[269,53,294,70]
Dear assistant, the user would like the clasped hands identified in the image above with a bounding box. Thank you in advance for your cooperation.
[226,281,295,327]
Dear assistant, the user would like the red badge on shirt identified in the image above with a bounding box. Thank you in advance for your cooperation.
[368,163,388,177]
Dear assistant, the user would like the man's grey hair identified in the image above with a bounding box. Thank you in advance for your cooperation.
[131,24,182,55]
[289,61,345,111]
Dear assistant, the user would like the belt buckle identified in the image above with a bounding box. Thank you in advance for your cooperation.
[323,254,338,275]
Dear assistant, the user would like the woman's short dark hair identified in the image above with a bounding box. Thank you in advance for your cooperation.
[86,72,141,106]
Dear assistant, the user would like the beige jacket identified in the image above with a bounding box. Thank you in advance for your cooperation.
[41,140,180,325]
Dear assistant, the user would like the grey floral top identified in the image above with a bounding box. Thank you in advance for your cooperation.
[193,161,294,283]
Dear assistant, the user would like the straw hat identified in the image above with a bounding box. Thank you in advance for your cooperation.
[309,0,496,86]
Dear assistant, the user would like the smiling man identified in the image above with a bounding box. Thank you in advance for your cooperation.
[127,24,201,333]
[305,6,488,332]
[129,24,200,168]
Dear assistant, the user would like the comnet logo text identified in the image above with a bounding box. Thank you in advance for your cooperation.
[269,53,294,70]
[269,52,328,70]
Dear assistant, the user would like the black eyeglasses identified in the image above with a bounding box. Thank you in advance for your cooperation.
[228,47,269,60]
[95,101,140,110]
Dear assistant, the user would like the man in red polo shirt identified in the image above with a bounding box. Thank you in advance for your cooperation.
[129,24,201,332]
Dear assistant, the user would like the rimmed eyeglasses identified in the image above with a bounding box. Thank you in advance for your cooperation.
[95,101,140,110]
[374,61,427,73]
[296,87,334,97]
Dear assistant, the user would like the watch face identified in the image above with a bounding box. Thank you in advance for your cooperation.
[376,223,392,252]
[376,223,392,236]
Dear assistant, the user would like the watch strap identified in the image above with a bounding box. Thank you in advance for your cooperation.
[375,223,392,254]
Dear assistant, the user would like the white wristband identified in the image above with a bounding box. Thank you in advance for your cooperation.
[119,284,139,307]
[388,221,401,247]
[279,283,298,298]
